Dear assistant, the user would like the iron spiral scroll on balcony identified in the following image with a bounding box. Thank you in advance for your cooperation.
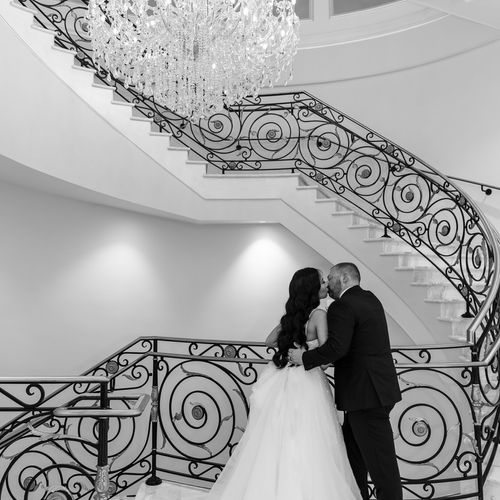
[5,0,500,498]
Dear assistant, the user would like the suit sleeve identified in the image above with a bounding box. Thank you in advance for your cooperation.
[302,300,355,370]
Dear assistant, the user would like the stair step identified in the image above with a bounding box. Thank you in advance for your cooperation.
[30,24,55,37]
[112,100,135,108]
[315,198,338,204]
[93,82,115,91]
[364,237,392,243]
[331,211,354,216]
[71,64,96,74]
[130,116,153,123]
[424,298,463,304]
[440,316,473,340]
[204,173,300,179]
[381,249,420,255]
[185,160,207,167]
[52,46,76,56]
[448,333,468,343]
[349,222,380,229]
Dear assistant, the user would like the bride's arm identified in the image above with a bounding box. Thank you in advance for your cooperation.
[313,309,328,346]
[265,324,281,347]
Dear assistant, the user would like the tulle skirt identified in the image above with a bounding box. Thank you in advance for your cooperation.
[135,363,361,500]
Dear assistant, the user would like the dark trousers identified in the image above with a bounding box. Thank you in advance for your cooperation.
[342,406,402,500]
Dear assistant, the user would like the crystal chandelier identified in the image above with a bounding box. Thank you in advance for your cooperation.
[87,0,299,121]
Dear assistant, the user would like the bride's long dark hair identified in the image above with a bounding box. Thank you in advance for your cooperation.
[272,267,321,368]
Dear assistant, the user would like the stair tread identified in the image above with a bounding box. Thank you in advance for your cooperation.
[381,251,438,257]
[71,64,95,74]
[395,266,431,271]
[424,298,464,303]
[93,82,116,90]
[30,24,55,36]
[204,173,300,179]
[364,237,393,242]
[130,116,152,122]
[448,334,468,342]
[52,46,76,56]
[439,316,469,323]
[185,161,207,166]
[112,100,135,107]
[349,224,381,229]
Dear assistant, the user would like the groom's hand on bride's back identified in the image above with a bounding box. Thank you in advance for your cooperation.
[288,343,305,365]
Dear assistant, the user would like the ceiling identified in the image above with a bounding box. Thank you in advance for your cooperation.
[295,0,399,19]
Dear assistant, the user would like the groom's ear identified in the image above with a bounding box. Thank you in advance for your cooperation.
[294,342,301,348]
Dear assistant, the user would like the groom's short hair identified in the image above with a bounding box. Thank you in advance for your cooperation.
[334,262,361,283]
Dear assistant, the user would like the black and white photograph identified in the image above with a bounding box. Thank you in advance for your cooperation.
[0,0,499,499]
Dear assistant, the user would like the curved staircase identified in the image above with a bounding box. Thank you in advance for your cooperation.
[0,0,480,349]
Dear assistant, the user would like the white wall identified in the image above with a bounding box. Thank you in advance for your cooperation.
[0,178,411,376]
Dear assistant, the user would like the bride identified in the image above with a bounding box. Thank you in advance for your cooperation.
[135,267,361,500]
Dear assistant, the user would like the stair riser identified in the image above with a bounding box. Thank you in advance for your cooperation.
[437,301,467,320]
[424,284,463,301]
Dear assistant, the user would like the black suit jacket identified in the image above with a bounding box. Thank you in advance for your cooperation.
[302,285,401,411]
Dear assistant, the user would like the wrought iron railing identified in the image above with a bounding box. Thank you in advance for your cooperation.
[0,376,109,499]
[0,374,150,500]
[1,337,498,499]
[4,0,500,497]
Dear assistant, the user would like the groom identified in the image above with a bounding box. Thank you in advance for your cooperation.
[289,262,402,500]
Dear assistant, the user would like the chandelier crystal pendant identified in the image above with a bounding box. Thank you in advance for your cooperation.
[87,0,299,121]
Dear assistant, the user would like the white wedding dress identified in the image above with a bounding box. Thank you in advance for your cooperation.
[135,332,361,500]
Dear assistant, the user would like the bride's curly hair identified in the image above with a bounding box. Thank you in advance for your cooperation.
[272,267,321,368]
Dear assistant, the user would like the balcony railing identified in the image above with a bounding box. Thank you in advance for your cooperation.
[0,375,149,500]
[0,337,497,499]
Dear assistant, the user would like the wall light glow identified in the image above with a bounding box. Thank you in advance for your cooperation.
[200,234,296,314]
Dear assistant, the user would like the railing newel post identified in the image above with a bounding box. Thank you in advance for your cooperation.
[146,340,162,486]
[94,381,110,500]
[471,347,484,500]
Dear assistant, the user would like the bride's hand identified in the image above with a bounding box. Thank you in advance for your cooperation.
[288,343,305,365]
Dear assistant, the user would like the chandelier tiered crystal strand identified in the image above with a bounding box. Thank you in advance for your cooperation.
[87,0,299,121]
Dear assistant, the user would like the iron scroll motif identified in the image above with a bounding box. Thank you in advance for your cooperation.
[0,381,105,500]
